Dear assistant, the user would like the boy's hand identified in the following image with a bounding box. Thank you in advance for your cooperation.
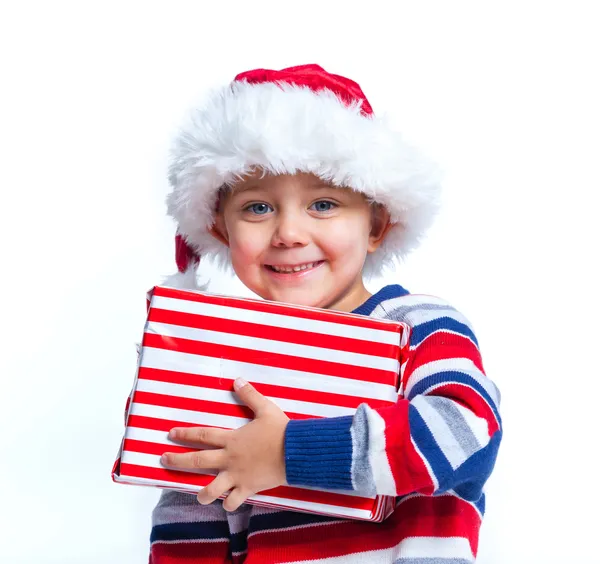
[160,378,289,512]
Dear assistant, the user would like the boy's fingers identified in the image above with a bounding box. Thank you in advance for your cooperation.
[222,487,251,512]
[233,378,271,415]
[197,472,233,505]
[161,448,226,470]
[169,426,230,447]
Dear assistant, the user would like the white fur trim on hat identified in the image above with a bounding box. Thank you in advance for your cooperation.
[161,267,206,291]
[166,80,441,277]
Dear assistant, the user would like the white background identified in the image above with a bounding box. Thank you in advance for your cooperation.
[1,2,598,563]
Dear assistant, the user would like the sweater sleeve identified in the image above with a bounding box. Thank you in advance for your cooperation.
[284,295,502,502]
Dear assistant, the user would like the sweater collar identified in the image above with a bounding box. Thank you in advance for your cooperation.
[352,284,410,316]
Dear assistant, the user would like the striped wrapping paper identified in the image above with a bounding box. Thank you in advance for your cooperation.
[112,286,407,522]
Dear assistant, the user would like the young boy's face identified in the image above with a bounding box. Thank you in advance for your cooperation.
[210,172,390,311]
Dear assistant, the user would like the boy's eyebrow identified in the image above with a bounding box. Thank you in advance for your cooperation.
[231,184,262,195]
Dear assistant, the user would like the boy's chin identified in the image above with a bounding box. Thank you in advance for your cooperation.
[267,289,325,309]
[253,284,331,309]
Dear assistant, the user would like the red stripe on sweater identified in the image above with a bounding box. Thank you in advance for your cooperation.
[150,540,231,564]
[376,401,436,497]
[246,496,480,561]
[408,331,484,374]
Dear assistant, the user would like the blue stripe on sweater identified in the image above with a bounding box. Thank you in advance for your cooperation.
[230,531,248,555]
[475,492,486,515]
[150,521,249,554]
[452,432,502,504]
[150,520,229,542]
[248,510,340,534]
[410,400,502,499]
[410,317,479,348]
[407,370,501,424]
[408,404,455,493]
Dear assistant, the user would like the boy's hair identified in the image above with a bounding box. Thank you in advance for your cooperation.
[164,64,441,289]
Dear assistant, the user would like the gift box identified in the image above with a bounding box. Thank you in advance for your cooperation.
[112,286,408,522]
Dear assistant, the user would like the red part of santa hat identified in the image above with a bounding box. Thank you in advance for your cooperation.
[166,64,441,289]
[235,64,374,116]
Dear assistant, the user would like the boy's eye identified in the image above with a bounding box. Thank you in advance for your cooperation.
[245,203,273,215]
[310,200,336,212]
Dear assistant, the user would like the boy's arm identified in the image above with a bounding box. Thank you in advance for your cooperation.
[284,296,502,502]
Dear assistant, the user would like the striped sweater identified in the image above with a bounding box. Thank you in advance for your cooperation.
[149,284,502,563]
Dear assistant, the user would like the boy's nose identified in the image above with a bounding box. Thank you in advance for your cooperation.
[271,211,309,248]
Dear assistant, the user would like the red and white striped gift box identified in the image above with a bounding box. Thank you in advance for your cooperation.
[112,286,407,522]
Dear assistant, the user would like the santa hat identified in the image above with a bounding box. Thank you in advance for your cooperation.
[164,64,441,289]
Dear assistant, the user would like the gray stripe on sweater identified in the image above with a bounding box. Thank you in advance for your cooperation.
[152,490,229,526]
[372,300,456,322]
[424,396,482,457]
[394,559,473,564]
[349,405,376,496]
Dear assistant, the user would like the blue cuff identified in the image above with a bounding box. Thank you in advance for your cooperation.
[284,416,354,490]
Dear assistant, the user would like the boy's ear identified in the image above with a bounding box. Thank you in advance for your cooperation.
[208,213,230,248]
[368,204,393,253]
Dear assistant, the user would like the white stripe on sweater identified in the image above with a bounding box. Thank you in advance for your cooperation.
[405,357,500,408]
[364,408,397,496]
[285,536,474,563]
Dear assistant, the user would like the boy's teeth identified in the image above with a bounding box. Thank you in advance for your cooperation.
[271,262,317,273]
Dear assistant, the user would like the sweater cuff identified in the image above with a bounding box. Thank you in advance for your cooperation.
[284,416,354,490]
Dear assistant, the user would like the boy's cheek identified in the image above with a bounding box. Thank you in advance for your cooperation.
[324,223,371,256]
[230,241,263,265]
[229,226,263,254]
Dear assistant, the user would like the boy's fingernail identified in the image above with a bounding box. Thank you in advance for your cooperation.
[169,429,178,439]
[234,378,248,391]
[160,454,169,465]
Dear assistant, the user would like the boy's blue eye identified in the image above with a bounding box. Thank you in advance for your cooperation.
[311,200,336,212]
[246,203,273,215]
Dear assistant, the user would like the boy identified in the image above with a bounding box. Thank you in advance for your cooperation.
[149,64,502,563]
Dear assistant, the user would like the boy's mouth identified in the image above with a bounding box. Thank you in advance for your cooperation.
[265,261,324,274]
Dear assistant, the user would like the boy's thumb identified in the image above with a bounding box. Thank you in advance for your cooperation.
[233,378,269,414]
